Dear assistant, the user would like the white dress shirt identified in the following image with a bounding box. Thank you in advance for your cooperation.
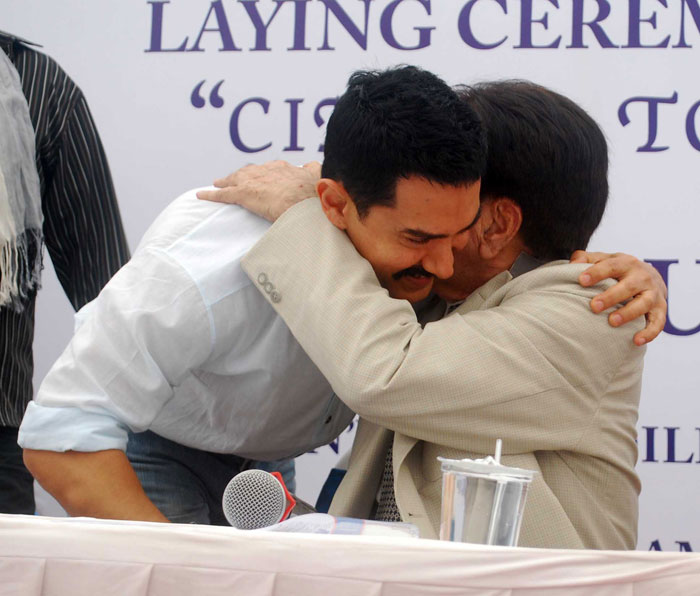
[19,189,354,460]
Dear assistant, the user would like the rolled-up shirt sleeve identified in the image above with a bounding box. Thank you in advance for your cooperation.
[19,403,129,452]
[19,248,214,452]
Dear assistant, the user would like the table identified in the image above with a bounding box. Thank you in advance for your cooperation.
[1,514,699,595]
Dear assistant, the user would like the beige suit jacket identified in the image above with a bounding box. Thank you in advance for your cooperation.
[242,200,645,550]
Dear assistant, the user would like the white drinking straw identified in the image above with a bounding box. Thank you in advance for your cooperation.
[494,438,502,464]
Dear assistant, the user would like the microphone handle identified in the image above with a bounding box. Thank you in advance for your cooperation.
[291,496,317,516]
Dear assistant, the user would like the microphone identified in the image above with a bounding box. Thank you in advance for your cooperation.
[222,469,316,529]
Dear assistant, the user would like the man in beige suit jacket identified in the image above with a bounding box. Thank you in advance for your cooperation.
[236,81,649,550]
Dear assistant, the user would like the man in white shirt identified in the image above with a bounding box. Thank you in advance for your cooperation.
[19,65,489,523]
[21,190,355,523]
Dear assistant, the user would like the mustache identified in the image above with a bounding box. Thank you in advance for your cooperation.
[392,266,434,281]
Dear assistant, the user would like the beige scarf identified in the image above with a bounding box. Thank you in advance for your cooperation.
[0,49,42,311]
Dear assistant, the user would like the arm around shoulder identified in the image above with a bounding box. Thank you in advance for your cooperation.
[243,214,644,455]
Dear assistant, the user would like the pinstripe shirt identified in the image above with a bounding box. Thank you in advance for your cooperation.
[0,32,130,426]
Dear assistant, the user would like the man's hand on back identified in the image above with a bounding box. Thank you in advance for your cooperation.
[197,160,321,222]
[571,250,667,346]
[201,161,667,347]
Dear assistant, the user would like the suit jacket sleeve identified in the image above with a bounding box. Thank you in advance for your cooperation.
[242,199,643,456]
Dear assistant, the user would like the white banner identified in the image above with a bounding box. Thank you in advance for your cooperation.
[5,0,700,550]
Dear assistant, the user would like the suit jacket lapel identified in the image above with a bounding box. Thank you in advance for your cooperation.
[329,419,392,519]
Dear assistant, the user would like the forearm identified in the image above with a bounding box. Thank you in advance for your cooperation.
[23,448,169,522]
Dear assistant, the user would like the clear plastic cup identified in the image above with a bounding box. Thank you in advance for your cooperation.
[438,456,535,546]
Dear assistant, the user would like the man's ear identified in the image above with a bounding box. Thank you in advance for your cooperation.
[479,198,523,260]
[316,179,352,230]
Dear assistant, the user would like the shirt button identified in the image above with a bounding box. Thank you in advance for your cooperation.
[257,273,268,285]
[270,290,281,303]
[263,281,274,294]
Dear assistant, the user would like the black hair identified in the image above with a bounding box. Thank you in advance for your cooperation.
[457,80,608,260]
[322,65,486,217]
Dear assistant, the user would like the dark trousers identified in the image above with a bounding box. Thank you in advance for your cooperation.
[0,425,34,514]
[126,430,295,525]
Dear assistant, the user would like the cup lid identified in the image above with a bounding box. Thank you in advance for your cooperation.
[438,456,536,481]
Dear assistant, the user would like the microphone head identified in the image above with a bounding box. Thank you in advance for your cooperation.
[222,469,287,529]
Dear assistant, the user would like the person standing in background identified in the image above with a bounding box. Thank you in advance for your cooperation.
[0,31,129,514]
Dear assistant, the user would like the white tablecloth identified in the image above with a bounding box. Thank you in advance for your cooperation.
[1,514,699,595]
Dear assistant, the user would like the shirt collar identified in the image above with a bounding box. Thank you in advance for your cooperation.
[444,252,551,315]
[509,252,550,279]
